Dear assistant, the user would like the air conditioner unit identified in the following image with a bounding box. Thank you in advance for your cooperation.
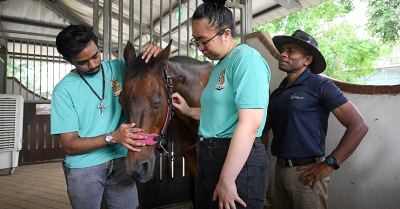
[0,94,24,175]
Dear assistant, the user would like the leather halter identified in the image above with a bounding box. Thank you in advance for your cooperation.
[133,65,196,160]
[133,66,174,148]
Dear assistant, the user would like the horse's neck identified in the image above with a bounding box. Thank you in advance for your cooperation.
[168,58,212,106]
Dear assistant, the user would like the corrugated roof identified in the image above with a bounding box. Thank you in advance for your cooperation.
[0,0,326,56]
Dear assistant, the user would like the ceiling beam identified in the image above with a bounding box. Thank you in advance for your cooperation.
[0,14,68,30]
[37,0,88,26]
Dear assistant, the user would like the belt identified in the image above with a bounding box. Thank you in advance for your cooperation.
[197,135,231,143]
[277,157,322,168]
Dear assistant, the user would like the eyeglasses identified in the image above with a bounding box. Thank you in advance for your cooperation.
[191,28,227,50]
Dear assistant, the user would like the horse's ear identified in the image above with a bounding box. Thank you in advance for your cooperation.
[124,41,136,65]
[156,39,172,64]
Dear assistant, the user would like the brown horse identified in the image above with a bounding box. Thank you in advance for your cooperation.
[119,40,213,190]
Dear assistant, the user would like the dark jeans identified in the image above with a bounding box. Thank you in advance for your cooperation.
[195,137,269,209]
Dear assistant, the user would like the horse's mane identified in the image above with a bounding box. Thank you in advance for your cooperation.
[125,54,214,81]
[169,56,214,71]
[125,52,165,78]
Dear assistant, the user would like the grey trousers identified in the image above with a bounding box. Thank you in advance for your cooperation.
[62,158,139,209]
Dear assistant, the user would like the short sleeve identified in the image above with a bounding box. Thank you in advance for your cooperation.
[50,89,79,135]
[232,53,270,109]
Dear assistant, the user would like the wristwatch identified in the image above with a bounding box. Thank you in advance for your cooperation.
[324,155,340,170]
[105,133,114,145]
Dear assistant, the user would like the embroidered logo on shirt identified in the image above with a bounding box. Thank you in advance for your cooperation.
[109,78,122,96]
[215,69,226,90]
[290,93,304,100]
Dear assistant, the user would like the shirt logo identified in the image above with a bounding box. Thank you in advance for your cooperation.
[109,78,122,96]
[290,93,304,100]
[215,69,226,90]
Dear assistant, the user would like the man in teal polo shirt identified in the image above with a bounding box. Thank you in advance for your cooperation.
[51,25,161,209]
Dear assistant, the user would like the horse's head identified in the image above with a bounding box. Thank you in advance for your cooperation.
[119,40,172,183]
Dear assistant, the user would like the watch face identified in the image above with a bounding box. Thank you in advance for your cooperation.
[106,134,113,144]
[325,156,336,165]
[325,155,339,170]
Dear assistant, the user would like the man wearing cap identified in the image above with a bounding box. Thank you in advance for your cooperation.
[264,30,368,208]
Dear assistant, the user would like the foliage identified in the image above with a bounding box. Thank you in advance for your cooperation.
[254,0,354,34]
[7,60,47,92]
[318,23,380,82]
[363,0,400,44]
[253,0,391,83]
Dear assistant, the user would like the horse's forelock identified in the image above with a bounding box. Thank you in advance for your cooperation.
[126,52,164,78]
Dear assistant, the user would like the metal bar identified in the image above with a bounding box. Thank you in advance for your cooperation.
[195,0,198,59]
[187,0,190,56]
[9,53,65,62]
[103,0,111,61]
[169,0,172,42]
[19,40,22,95]
[160,153,163,180]
[240,6,245,43]
[0,14,68,30]
[129,0,134,43]
[33,41,36,101]
[150,0,154,45]
[182,157,185,177]
[0,29,57,38]
[178,0,181,56]
[3,38,8,94]
[171,141,174,179]
[93,0,100,37]
[160,0,163,48]
[118,0,123,59]
[139,0,143,52]
[108,1,112,60]
[58,49,61,85]
[12,40,15,94]
[25,43,30,99]
[0,36,55,45]
[53,43,55,92]
[40,42,42,100]
[46,42,49,99]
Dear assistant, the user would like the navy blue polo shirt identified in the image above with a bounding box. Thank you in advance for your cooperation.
[268,68,348,159]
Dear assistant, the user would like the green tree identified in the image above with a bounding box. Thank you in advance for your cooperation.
[318,23,380,83]
[363,0,400,44]
[7,60,46,92]
[253,0,390,83]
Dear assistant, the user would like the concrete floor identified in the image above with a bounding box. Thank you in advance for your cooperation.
[0,162,272,209]
[0,161,193,209]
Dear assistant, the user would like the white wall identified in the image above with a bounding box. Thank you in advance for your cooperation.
[247,33,400,208]
[326,93,400,208]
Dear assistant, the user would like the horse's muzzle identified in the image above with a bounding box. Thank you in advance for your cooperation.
[125,152,156,183]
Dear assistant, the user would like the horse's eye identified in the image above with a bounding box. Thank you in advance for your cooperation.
[152,101,161,108]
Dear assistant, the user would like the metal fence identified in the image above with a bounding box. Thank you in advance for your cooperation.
[0,0,250,207]
[2,0,250,100]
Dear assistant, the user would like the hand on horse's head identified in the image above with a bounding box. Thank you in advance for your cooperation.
[142,44,163,63]
[113,123,147,152]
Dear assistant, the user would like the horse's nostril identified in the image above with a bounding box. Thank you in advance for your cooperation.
[140,161,150,175]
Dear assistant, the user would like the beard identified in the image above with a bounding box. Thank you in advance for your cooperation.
[76,65,101,76]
